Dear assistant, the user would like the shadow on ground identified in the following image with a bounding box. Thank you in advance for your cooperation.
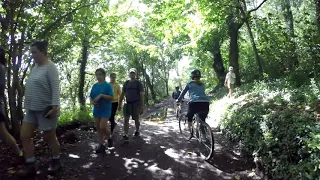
[0,99,260,180]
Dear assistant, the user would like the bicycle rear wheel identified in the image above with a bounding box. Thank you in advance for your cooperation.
[175,104,182,119]
[198,121,214,160]
[179,115,190,140]
[175,107,180,119]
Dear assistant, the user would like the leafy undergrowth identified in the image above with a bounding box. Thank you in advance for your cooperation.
[217,78,320,179]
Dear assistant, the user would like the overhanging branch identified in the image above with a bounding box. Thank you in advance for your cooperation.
[37,1,99,38]
[248,0,267,14]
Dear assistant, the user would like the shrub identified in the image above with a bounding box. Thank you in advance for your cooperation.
[59,106,93,125]
[220,78,320,179]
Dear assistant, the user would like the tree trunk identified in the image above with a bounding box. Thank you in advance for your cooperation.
[165,69,170,96]
[210,42,226,92]
[140,62,149,106]
[8,50,21,137]
[244,19,263,77]
[1,0,11,132]
[78,40,88,110]
[174,64,182,89]
[144,73,156,101]
[238,0,263,78]
[317,0,320,30]
[165,79,169,97]
[16,31,26,130]
[281,0,299,71]
[228,15,242,86]
[4,98,9,130]
[145,84,149,106]
[139,60,156,101]
[7,2,21,137]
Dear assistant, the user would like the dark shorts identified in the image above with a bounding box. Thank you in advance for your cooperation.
[0,101,5,122]
[123,101,140,120]
[187,102,210,122]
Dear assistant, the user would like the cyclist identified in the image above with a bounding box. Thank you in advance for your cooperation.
[176,69,210,139]
[172,86,181,113]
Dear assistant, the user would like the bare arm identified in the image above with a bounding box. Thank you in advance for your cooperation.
[177,84,189,102]
[100,94,113,101]
[117,84,122,100]
[47,64,60,109]
[118,91,125,106]
[224,73,228,85]
[99,83,113,101]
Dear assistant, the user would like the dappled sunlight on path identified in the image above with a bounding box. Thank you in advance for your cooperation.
[0,98,260,180]
[207,95,247,129]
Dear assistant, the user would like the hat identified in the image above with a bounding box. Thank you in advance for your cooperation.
[229,66,233,71]
[129,68,137,73]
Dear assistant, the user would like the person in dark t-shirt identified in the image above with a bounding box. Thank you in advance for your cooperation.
[118,68,144,141]
[172,86,181,111]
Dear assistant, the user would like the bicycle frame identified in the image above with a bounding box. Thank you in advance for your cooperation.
[178,110,214,160]
[192,113,204,140]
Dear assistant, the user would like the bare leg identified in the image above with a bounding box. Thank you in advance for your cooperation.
[20,122,37,160]
[18,122,38,176]
[95,117,104,144]
[227,84,232,98]
[124,117,130,135]
[0,122,22,155]
[100,118,111,141]
[43,129,60,157]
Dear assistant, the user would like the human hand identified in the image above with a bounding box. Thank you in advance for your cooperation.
[44,107,58,119]
[93,95,101,104]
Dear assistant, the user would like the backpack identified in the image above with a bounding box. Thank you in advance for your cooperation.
[124,80,141,98]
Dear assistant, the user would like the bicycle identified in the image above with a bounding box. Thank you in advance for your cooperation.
[179,112,214,160]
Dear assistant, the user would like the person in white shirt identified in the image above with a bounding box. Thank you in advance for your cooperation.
[224,66,236,98]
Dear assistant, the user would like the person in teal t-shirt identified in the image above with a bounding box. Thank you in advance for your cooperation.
[176,69,210,139]
[90,68,114,153]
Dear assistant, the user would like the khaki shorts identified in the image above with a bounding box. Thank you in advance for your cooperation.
[228,83,235,89]
[123,101,140,120]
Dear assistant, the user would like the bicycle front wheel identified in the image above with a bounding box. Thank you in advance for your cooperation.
[179,115,190,140]
[198,122,214,160]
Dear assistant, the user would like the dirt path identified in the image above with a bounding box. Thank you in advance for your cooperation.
[0,98,260,180]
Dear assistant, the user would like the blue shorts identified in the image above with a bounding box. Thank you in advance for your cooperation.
[23,110,58,131]
[93,106,111,119]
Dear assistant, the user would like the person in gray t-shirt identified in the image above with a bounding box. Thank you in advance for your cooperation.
[119,68,144,141]
[18,41,62,177]
[0,48,24,163]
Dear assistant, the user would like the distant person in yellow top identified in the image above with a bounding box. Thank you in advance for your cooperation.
[109,73,121,133]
